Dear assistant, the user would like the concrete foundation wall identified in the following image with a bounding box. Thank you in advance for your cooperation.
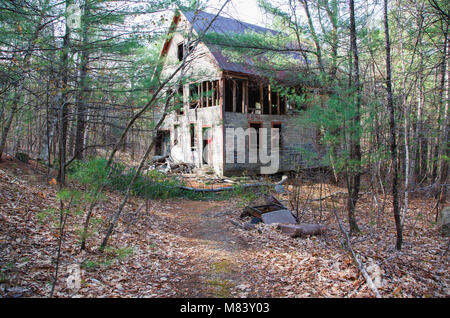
[223,112,319,176]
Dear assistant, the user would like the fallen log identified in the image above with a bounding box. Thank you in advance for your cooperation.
[278,223,326,238]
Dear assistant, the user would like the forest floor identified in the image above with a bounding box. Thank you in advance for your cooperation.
[0,155,448,298]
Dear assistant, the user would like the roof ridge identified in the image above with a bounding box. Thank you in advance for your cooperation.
[180,8,277,34]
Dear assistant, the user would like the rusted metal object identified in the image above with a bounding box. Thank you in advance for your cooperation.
[241,194,293,221]
[241,203,286,219]
[239,195,326,236]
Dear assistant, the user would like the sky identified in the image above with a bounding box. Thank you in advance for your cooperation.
[202,0,269,27]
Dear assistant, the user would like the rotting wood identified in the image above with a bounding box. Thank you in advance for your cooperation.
[260,82,264,112]
[243,80,248,113]
[232,80,236,112]
[277,93,280,115]
[278,223,326,237]
[242,204,286,219]
[268,84,272,114]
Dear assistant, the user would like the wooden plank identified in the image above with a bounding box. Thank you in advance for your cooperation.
[277,92,280,115]
[244,80,248,113]
[260,83,264,114]
[243,205,263,218]
[198,83,202,108]
[217,80,220,106]
[206,81,209,107]
[212,81,215,106]
[219,77,224,109]
[232,80,236,112]
[268,84,272,115]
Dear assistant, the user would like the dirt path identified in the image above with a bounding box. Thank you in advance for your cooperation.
[1,158,447,298]
[167,200,251,297]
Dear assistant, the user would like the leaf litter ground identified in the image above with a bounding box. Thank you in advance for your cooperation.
[0,157,448,297]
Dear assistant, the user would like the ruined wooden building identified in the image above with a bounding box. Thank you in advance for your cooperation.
[154,9,323,176]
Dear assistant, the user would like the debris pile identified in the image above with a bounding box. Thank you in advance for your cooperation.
[235,194,327,238]
[148,155,195,174]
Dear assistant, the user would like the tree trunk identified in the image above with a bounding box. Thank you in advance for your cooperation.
[437,30,449,213]
[301,0,325,74]
[74,1,90,160]
[384,0,402,250]
[347,0,362,234]
[57,0,72,185]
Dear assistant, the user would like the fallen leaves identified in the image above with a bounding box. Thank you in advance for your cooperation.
[0,159,449,298]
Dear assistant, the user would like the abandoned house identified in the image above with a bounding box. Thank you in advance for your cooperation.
[153,9,324,176]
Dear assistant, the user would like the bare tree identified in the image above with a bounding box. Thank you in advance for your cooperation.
[384,0,402,250]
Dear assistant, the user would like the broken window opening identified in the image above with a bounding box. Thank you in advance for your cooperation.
[212,80,219,106]
[200,81,206,107]
[248,84,260,114]
[177,41,194,62]
[272,122,282,149]
[280,97,287,115]
[189,81,220,109]
[271,91,278,114]
[263,86,270,115]
[249,122,262,152]
[175,86,184,115]
[224,78,233,112]
[155,130,170,156]
[224,78,245,112]
[236,80,243,113]
[173,124,180,145]
[207,81,212,107]
[202,127,212,165]
[189,83,199,109]
[177,43,184,62]
[190,123,196,150]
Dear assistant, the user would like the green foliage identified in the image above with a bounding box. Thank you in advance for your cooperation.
[81,260,100,271]
[105,246,134,260]
[81,245,133,271]
[232,184,257,208]
[67,158,232,201]
[67,158,264,202]
[37,208,58,224]
[67,158,116,186]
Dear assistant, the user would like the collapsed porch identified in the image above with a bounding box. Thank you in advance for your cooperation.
[156,72,321,176]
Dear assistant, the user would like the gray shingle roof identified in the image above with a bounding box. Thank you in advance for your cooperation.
[183,10,276,37]
[182,10,280,75]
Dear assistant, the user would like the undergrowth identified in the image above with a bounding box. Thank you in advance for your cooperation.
[67,158,253,201]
